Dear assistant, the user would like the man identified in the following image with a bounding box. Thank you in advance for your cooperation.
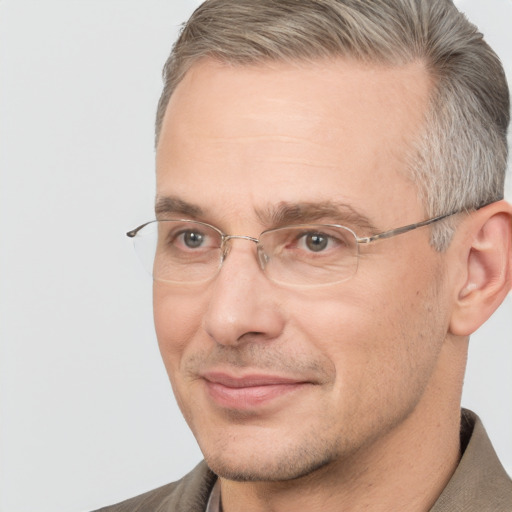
[97,0,512,510]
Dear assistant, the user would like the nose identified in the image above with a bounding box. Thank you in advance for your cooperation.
[203,239,285,347]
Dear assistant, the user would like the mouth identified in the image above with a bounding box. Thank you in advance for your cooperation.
[201,371,311,410]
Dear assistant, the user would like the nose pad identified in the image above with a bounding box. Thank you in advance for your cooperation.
[257,245,270,271]
[220,239,231,262]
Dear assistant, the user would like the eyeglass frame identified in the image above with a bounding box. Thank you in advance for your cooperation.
[127,209,462,244]
[126,208,465,285]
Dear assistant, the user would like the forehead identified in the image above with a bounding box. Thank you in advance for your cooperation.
[156,58,432,228]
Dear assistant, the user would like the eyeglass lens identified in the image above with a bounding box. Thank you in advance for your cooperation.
[132,220,359,286]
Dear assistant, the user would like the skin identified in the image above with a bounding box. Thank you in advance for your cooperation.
[153,58,512,511]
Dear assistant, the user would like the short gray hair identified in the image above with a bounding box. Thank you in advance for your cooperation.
[155,0,510,249]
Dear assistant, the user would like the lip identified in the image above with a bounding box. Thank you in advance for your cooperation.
[201,371,310,410]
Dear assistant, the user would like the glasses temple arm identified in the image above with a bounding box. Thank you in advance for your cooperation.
[356,211,458,244]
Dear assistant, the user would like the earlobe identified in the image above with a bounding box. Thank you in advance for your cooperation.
[449,201,512,337]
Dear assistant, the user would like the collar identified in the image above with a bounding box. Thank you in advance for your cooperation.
[205,478,221,512]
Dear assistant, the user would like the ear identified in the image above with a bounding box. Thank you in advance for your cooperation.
[449,200,512,336]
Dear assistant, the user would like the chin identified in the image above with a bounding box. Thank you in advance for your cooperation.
[203,444,337,482]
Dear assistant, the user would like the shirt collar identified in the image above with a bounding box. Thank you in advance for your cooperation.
[205,478,221,512]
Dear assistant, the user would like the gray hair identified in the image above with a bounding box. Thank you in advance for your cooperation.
[155,0,509,249]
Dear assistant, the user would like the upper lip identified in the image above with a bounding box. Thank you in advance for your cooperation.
[201,371,308,388]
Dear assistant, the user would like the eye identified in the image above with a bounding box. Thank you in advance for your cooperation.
[182,230,205,248]
[160,222,218,252]
[302,233,329,252]
[297,231,336,253]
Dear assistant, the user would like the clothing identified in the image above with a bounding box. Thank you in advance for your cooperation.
[429,409,511,511]
[94,462,216,512]
[94,410,511,512]
[205,480,221,512]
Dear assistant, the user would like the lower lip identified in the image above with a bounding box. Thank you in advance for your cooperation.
[205,381,307,409]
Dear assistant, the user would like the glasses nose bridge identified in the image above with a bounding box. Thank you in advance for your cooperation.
[220,233,267,269]
[221,233,260,255]
[223,234,260,245]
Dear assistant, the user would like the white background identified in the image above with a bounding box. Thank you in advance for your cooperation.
[0,1,510,511]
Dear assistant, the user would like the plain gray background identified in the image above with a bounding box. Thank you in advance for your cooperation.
[0,1,510,511]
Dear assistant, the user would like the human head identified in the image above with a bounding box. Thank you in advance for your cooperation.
[149,0,512,494]
[155,0,509,249]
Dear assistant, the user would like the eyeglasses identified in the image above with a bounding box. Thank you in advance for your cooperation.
[126,210,457,287]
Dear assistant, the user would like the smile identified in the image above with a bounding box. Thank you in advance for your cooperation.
[201,372,311,410]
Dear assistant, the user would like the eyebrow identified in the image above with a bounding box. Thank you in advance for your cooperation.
[154,195,378,233]
[155,196,204,218]
[256,201,379,233]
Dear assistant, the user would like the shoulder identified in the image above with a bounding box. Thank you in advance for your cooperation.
[92,461,217,512]
[431,409,512,512]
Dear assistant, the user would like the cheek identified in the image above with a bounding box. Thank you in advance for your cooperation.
[153,284,208,369]
[288,258,446,389]
[282,287,383,401]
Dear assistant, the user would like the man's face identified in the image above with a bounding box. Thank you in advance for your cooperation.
[154,58,452,480]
